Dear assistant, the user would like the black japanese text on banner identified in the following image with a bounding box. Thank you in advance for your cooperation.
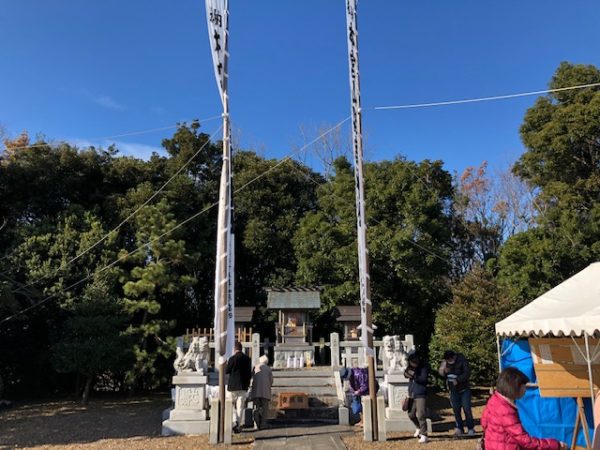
[205,0,229,106]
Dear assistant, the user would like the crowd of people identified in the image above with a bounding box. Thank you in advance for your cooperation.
[340,349,569,448]
[225,341,572,448]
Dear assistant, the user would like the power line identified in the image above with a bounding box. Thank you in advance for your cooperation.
[233,116,351,194]
[8,124,223,296]
[0,118,350,324]
[373,82,600,111]
[0,115,222,153]
[0,117,222,266]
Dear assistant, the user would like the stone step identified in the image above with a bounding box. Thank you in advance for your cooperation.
[273,369,333,378]
[273,406,339,421]
[264,395,340,409]
[272,377,333,387]
[307,396,340,407]
[271,386,337,397]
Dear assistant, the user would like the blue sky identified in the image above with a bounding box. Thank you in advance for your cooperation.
[1,1,600,176]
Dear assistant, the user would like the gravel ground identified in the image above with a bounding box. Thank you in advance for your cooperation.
[343,388,489,450]
[0,389,489,449]
[343,432,482,450]
[0,393,251,449]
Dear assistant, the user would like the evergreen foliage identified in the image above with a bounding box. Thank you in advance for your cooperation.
[1,62,599,398]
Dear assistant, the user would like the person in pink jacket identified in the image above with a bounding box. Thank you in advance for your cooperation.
[482,367,567,450]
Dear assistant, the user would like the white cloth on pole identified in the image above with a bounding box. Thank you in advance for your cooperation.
[345,0,374,357]
[205,0,229,106]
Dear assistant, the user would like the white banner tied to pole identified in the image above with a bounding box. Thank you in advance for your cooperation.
[346,0,374,357]
[205,0,229,106]
[212,161,230,362]
[207,0,234,361]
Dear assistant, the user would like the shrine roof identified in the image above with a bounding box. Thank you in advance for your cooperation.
[266,287,321,310]
[333,305,361,322]
[234,306,255,323]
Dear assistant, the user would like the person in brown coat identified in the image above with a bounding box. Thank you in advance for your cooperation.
[250,355,273,430]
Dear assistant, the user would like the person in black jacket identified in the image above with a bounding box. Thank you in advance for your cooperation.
[226,341,252,433]
[438,350,474,436]
[405,352,428,443]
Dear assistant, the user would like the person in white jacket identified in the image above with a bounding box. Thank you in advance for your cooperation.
[250,355,273,430]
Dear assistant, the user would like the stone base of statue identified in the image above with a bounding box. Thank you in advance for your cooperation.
[273,344,314,369]
[383,373,415,432]
[161,373,210,435]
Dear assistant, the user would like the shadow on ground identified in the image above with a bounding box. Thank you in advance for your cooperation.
[428,388,486,433]
[0,393,171,448]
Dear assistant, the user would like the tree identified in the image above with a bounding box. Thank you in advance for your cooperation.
[0,125,220,396]
[295,123,351,177]
[452,162,538,277]
[232,152,322,334]
[156,122,222,330]
[52,277,131,403]
[1,208,121,396]
[294,156,454,344]
[498,62,600,301]
[118,195,196,390]
[515,62,600,199]
[429,265,517,386]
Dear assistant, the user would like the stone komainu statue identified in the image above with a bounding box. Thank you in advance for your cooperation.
[174,336,209,375]
[382,335,409,374]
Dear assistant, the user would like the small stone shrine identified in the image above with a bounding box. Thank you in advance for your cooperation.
[267,286,320,369]
[333,305,361,340]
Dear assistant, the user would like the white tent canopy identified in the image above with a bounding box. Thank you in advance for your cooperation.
[495,262,600,337]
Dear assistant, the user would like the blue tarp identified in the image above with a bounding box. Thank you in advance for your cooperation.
[500,339,593,447]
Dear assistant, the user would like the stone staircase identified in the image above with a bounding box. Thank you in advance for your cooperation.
[268,367,341,425]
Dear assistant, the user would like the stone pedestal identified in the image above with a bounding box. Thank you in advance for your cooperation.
[384,373,415,432]
[273,344,314,369]
[162,373,210,435]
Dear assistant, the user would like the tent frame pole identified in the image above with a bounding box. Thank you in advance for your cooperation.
[496,335,502,373]
[584,332,595,408]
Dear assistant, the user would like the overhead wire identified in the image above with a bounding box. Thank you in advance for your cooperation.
[9,123,223,295]
[0,118,351,324]
[5,81,596,319]
[0,114,222,153]
[233,116,351,194]
[0,115,222,264]
[372,82,600,111]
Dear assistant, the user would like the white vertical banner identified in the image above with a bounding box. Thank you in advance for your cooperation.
[205,0,229,106]
[213,160,230,363]
[346,0,374,357]
[227,142,235,359]
[206,0,233,364]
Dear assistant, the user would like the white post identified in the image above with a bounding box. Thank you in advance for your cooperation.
[377,395,387,442]
[251,333,260,367]
[331,332,340,367]
[345,0,378,440]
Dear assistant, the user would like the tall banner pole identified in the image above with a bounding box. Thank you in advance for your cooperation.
[345,0,378,440]
[205,0,232,443]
